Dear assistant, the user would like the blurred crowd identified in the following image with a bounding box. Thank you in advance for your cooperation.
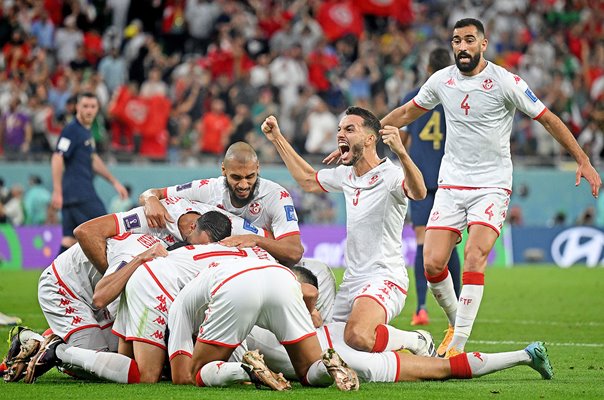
[0,0,602,168]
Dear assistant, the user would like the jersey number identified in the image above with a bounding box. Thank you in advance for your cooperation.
[461,94,470,115]
[418,111,443,150]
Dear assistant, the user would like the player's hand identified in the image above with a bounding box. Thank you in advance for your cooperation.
[51,190,62,210]
[261,115,282,141]
[322,149,341,165]
[311,309,323,328]
[137,243,168,263]
[144,196,174,228]
[576,162,602,198]
[380,125,405,154]
[114,181,129,200]
[219,234,258,248]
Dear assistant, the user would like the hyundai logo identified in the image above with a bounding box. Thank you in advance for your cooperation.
[551,227,604,268]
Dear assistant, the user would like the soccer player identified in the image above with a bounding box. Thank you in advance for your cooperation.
[261,107,427,353]
[381,18,601,357]
[51,92,128,253]
[400,48,461,326]
[139,141,304,267]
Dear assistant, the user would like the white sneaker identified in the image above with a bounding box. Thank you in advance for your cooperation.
[0,312,22,326]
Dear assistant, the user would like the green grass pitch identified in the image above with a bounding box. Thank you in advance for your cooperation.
[1,266,603,399]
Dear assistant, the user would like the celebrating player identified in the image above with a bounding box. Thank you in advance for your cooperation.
[381,18,601,357]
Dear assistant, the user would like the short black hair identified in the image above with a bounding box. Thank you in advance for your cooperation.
[291,266,318,289]
[429,48,452,72]
[76,91,98,103]
[453,18,485,37]
[345,106,381,138]
[196,211,232,242]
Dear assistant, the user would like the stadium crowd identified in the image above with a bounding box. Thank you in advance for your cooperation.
[0,0,602,166]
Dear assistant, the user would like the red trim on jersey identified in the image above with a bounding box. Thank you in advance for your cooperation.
[125,336,167,350]
[112,214,120,234]
[193,249,248,260]
[275,231,300,240]
[533,107,548,120]
[127,360,140,384]
[169,351,192,361]
[51,262,79,300]
[386,280,408,296]
[111,329,125,339]
[196,338,240,348]
[210,265,296,296]
[323,325,334,349]
[143,263,175,302]
[468,221,500,236]
[438,185,512,195]
[462,271,485,286]
[315,172,329,193]
[162,187,168,198]
[111,232,132,240]
[196,369,205,387]
[449,353,472,378]
[426,226,462,241]
[425,267,449,284]
[412,98,429,111]
[355,295,388,323]
[64,324,101,341]
[262,228,270,238]
[392,350,401,382]
[100,322,114,330]
[280,331,317,345]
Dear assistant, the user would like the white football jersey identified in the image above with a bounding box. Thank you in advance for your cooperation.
[50,233,163,308]
[316,158,408,281]
[414,62,546,190]
[165,177,300,240]
[113,197,269,246]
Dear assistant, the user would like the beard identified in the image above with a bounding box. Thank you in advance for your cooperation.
[342,142,364,166]
[455,51,481,73]
[224,177,259,207]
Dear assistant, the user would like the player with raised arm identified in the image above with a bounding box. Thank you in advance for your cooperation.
[400,48,461,326]
[381,18,601,357]
[261,106,428,354]
[139,141,303,267]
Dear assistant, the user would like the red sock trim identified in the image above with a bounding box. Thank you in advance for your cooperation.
[42,328,53,337]
[462,272,484,285]
[372,324,389,352]
[425,267,449,283]
[449,353,472,379]
[195,369,205,387]
[127,360,140,384]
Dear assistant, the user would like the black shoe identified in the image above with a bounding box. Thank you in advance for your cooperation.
[23,334,63,383]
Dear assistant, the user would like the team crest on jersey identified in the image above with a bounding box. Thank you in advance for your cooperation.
[243,219,259,234]
[445,77,456,87]
[513,75,521,84]
[216,204,225,210]
[176,182,192,191]
[249,202,261,215]
[284,205,298,222]
[482,79,493,90]
[524,88,538,102]
[123,214,141,230]
[368,174,379,185]
[430,211,440,222]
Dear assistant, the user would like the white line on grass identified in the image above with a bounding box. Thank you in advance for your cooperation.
[430,317,604,327]
[469,340,604,348]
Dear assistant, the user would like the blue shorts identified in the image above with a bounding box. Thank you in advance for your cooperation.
[410,189,436,227]
[61,198,107,237]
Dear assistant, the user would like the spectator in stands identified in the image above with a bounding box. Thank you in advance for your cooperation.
[54,15,83,66]
[2,28,31,76]
[48,75,73,120]
[140,66,168,97]
[197,98,232,156]
[3,183,24,226]
[98,47,127,95]
[30,9,55,50]
[23,175,52,225]
[0,95,32,158]
[305,97,338,155]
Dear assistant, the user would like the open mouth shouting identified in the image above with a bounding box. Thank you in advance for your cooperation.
[338,140,350,161]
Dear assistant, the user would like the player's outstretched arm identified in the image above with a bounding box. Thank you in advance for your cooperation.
[73,214,119,273]
[92,243,168,309]
[139,188,174,228]
[261,116,324,193]
[381,100,427,129]
[537,110,602,198]
[380,125,426,201]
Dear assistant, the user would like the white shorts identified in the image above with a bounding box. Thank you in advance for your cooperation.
[297,258,337,323]
[332,275,408,323]
[38,265,114,344]
[197,265,315,347]
[427,187,510,237]
[112,266,173,350]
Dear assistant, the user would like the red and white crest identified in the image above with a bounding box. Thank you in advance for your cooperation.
[249,202,261,215]
[513,75,521,84]
[482,78,493,90]
[368,174,379,185]
[430,211,440,222]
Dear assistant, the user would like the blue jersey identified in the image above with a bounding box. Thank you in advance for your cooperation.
[401,88,446,190]
[55,119,101,205]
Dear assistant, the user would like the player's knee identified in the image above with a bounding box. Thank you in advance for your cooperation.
[423,254,446,276]
[343,324,373,352]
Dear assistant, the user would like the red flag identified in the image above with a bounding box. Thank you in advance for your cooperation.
[316,0,363,42]
[357,0,414,24]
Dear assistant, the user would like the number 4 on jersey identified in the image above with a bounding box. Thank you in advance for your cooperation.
[418,110,443,150]
[461,94,470,115]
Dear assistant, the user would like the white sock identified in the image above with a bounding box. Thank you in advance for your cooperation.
[198,361,248,387]
[56,344,138,384]
[305,360,333,387]
[427,272,457,326]
[467,350,531,377]
[19,330,45,344]
[382,325,423,353]
[450,284,484,351]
